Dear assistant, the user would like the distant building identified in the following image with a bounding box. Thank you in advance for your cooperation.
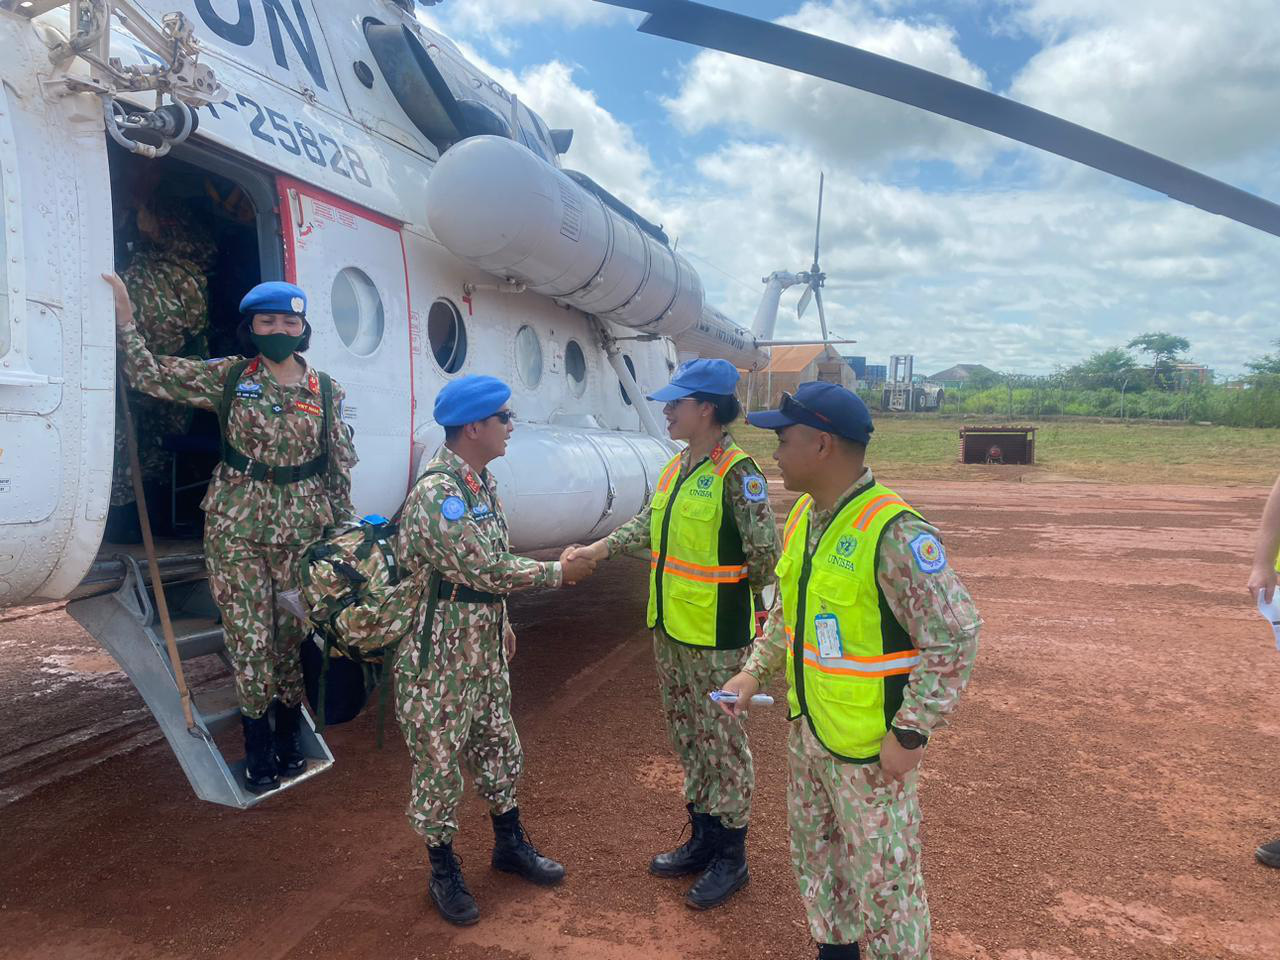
[843,355,867,379]
[864,363,887,384]
[928,363,997,388]
[1173,363,1214,386]
[744,344,856,410]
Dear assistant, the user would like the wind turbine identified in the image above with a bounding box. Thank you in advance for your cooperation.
[795,172,829,342]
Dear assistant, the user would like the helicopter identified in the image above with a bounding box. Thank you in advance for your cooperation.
[0,0,843,806]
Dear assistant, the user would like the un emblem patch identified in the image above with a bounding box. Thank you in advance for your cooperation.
[697,475,714,490]
[836,535,856,557]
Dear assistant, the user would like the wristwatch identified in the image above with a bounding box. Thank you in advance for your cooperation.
[890,726,928,750]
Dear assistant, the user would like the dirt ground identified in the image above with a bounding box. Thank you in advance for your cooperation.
[3,476,1279,959]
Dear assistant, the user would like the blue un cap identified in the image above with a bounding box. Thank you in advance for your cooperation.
[240,281,307,317]
[747,381,875,445]
[434,375,512,427]
[647,358,740,403]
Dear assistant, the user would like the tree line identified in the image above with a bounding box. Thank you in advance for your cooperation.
[859,332,1280,427]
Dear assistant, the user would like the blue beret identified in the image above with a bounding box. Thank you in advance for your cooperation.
[747,380,875,444]
[647,358,740,402]
[434,375,512,427]
[240,281,307,316]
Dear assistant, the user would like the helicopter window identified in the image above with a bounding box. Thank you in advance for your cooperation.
[515,325,542,388]
[618,354,638,406]
[428,298,468,373]
[331,267,385,357]
[564,339,587,397]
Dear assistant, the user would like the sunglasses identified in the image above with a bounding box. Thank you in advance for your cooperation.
[489,410,515,424]
[780,391,834,427]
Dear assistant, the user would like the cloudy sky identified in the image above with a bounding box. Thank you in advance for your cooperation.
[418,0,1280,377]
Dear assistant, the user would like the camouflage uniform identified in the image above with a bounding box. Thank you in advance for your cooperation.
[393,446,562,846]
[118,324,358,718]
[604,432,780,829]
[744,467,980,957]
[111,215,216,506]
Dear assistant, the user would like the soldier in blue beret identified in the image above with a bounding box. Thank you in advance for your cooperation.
[105,271,357,795]
[391,374,596,925]
[573,357,781,910]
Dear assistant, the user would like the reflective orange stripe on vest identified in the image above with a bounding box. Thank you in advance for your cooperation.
[784,627,920,678]
[782,495,812,550]
[852,494,909,531]
[656,458,681,493]
[650,551,750,584]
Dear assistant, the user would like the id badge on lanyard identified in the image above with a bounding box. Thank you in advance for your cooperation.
[813,612,842,659]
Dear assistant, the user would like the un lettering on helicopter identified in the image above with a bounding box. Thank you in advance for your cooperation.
[0,0,787,613]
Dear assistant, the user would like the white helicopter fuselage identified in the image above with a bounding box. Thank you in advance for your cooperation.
[0,0,768,607]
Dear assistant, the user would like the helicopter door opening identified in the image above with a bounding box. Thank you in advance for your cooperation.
[277,178,413,517]
[104,142,278,548]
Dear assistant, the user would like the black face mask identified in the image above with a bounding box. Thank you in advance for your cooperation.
[251,331,303,363]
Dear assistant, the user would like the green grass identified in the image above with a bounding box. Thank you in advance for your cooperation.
[731,417,1280,486]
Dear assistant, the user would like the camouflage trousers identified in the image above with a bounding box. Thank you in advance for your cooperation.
[653,632,753,828]
[394,622,521,846]
[204,525,306,719]
[111,394,192,506]
[788,721,930,958]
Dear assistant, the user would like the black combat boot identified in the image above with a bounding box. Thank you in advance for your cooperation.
[491,807,566,885]
[650,803,718,877]
[427,842,480,926]
[1256,838,1280,868]
[241,713,279,794]
[685,821,748,910]
[817,944,860,959]
[272,701,306,776]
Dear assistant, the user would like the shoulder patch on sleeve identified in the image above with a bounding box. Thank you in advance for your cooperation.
[909,532,947,574]
[741,473,769,503]
[441,496,467,522]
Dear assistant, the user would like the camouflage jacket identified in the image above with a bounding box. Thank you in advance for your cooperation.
[602,432,781,595]
[393,447,562,670]
[744,468,980,737]
[118,324,357,543]
[121,241,213,358]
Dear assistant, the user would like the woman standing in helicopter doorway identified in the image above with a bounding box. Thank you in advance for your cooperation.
[105,273,358,793]
[573,359,781,909]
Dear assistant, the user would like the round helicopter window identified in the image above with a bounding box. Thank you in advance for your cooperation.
[331,267,385,357]
[564,339,587,397]
[515,325,543,388]
[428,299,468,373]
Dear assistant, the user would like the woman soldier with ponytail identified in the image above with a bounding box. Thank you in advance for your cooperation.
[575,358,780,909]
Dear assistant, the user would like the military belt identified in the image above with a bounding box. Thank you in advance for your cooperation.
[222,444,327,484]
[437,579,501,604]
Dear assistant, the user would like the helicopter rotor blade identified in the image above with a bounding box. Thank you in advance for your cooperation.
[599,0,1280,240]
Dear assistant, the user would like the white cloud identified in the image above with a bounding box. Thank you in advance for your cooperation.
[664,0,1001,174]
[1008,0,1280,175]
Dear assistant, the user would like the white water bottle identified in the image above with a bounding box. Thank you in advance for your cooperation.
[1257,591,1280,651]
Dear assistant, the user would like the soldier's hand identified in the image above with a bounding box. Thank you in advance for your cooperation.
[716,672,760,718]
[1248,564,1276,604]
[573,540,609,564]
[504,622,517,661]
[559,545,596,585]
[102,272,135,329]
[878,730,925,781]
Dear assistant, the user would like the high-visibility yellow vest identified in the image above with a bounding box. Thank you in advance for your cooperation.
[646,441,759,649]
[778,481,922,761]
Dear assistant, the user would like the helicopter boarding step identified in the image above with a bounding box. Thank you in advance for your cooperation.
[66,556,333,808]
